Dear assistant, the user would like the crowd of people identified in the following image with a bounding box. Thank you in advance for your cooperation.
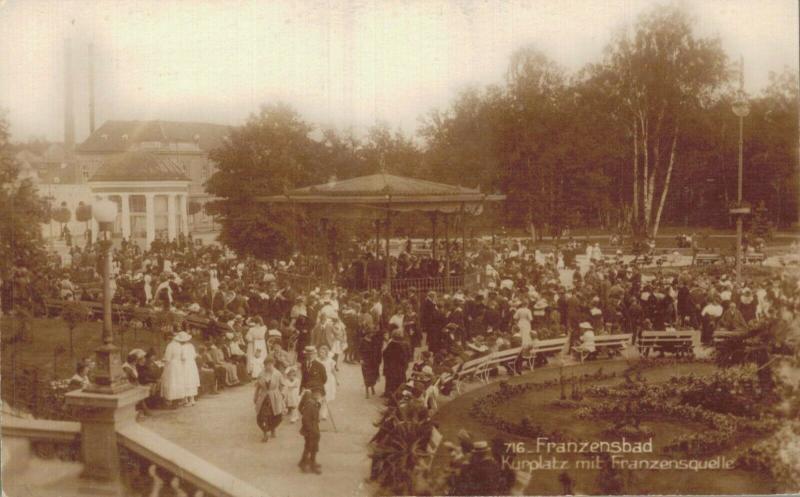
[7,229,800,481]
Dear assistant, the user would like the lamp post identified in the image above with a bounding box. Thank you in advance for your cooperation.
[731,57,750,285]
[88,198,131,394]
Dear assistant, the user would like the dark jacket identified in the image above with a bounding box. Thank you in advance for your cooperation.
[300,359,327,393]
[300,396,321,438]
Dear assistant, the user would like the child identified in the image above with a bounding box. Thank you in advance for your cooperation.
[283,366,301,423]
[251,348,264,379]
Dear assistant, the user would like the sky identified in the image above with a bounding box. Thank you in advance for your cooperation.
[0,0,797,144]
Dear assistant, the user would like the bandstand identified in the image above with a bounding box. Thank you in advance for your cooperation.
[258,172,505,292]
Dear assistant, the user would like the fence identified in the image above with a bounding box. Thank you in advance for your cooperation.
[0,363,75,421]
[366,270,482,295]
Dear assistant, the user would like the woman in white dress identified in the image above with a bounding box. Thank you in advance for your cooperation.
[514,300,534,347]
[161,331,198,407]
[317,345,338,420]
[180,334,200,406]
[245,316,268,378]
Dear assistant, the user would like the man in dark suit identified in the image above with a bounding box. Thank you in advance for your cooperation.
[299,389,323,474]
[300,346,327,393]
[420,291,439,351]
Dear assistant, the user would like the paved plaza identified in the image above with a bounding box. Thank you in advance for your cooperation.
[141,360,382,497]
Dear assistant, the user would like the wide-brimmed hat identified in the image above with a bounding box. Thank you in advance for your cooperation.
[173,331,192,343]
[472,440,491,452]
[534,299,548,310]
[268,329,282,338]
[128,348,146,359]
[303,345,317,354]
[579,322,593,330]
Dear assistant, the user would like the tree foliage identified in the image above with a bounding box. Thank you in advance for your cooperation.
[0,114,49,283]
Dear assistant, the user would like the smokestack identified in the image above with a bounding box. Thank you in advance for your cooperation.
[88,43,96,134]
[64,38,75,159]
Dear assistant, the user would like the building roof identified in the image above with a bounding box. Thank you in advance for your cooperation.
[287,173,481,197]
[89,151,190,182]
[258,173,504,215]
[77,120,231,153]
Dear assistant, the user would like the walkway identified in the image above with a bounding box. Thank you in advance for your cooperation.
[141,360,383,497]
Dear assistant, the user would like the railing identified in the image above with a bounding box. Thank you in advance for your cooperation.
[117,424,264,497]
[0,364,75,421]
[366,270,482,295]
[275,270,317,293]
[1,416,82,462]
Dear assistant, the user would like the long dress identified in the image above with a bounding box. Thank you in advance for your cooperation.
[245,325,268,377]
[181,342,200,398]
[160,340,186,401]
[320,357,337,401]
[360,335,382,388]
[514,307,534,346]
[254,368,285,433]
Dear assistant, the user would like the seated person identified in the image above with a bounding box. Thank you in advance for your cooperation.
[208,339,240,386]
[123,349,145,384]
[574,322,597,359]
[718,302,747,331]
[68,362,91,391]
[137,349,163,407]
[195,345,219,395]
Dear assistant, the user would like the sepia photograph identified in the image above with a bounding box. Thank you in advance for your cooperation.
[1,1,799,496]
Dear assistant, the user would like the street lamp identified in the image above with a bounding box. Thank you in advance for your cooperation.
[88,199,131,393]
[731,79,750,284]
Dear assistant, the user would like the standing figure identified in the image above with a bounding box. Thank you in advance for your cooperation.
[253,357,285,442]
[246,317,268,378]
[382,329,411,398]
[317,345,338,420]
[298,389,323,474]
[283,366,301,423]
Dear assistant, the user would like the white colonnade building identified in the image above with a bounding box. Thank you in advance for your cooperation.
[87,151,190,248]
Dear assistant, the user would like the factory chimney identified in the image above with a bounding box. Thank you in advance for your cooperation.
[64,38,75,159]
[88,43,96,134]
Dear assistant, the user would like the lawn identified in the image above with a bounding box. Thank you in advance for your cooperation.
[432,361,780,495]
[1,316,164,380]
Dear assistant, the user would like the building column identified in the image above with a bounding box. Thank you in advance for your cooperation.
[179,194,189,235]
[167,194,177,241]
[145,194,155,249]
[120,193,131,239]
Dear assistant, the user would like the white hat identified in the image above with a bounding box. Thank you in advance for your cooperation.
[579,322,593,330]
[174,331,192,343]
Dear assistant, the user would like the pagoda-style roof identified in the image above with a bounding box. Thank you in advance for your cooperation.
[89,151,190,182]
[258,173,504,215]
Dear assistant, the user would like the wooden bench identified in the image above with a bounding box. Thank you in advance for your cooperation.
[579,333,632,362]
[694,253,721,265]
[713,329,746,345]
[521,337,568,370]
[475,347,523,383]
[638,330,697,357]
[744,253,765,265]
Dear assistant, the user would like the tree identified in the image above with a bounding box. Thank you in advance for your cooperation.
[75,201,92,230]
[605,4,728,236]
[52,202,71,229]
[62,301,89,357]
[205,103,328,259]
[0,114,50,312]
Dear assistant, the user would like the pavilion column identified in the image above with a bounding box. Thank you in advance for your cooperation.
[444,215,451,292]
[179,194,189,235]
[167,194,177,241]
[385,206,392,291]
[120,193,131,239]
[145,194,155,249]
[431,212,438,261]
[374,219,381,259]
[460,204,467,266]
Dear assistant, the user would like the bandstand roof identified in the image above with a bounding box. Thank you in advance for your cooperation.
[89,151,190,182]
[257,173,504,216]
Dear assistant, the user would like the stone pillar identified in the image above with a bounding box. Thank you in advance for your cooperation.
[167,194,176,242]
[145,194,155,249]
[120,194,131,239]
[90,217,99,244]
[65,387,149,484]
[179,194,189,235]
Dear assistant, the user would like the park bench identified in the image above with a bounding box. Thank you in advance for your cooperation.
[475,346,523,383]
[713,329,746,345]
[743,253,765,265]
[44,298,65,317]
[520,336,568,370]
[638,330,697,357]
[579,333,632,362]
[694,253,722,266]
